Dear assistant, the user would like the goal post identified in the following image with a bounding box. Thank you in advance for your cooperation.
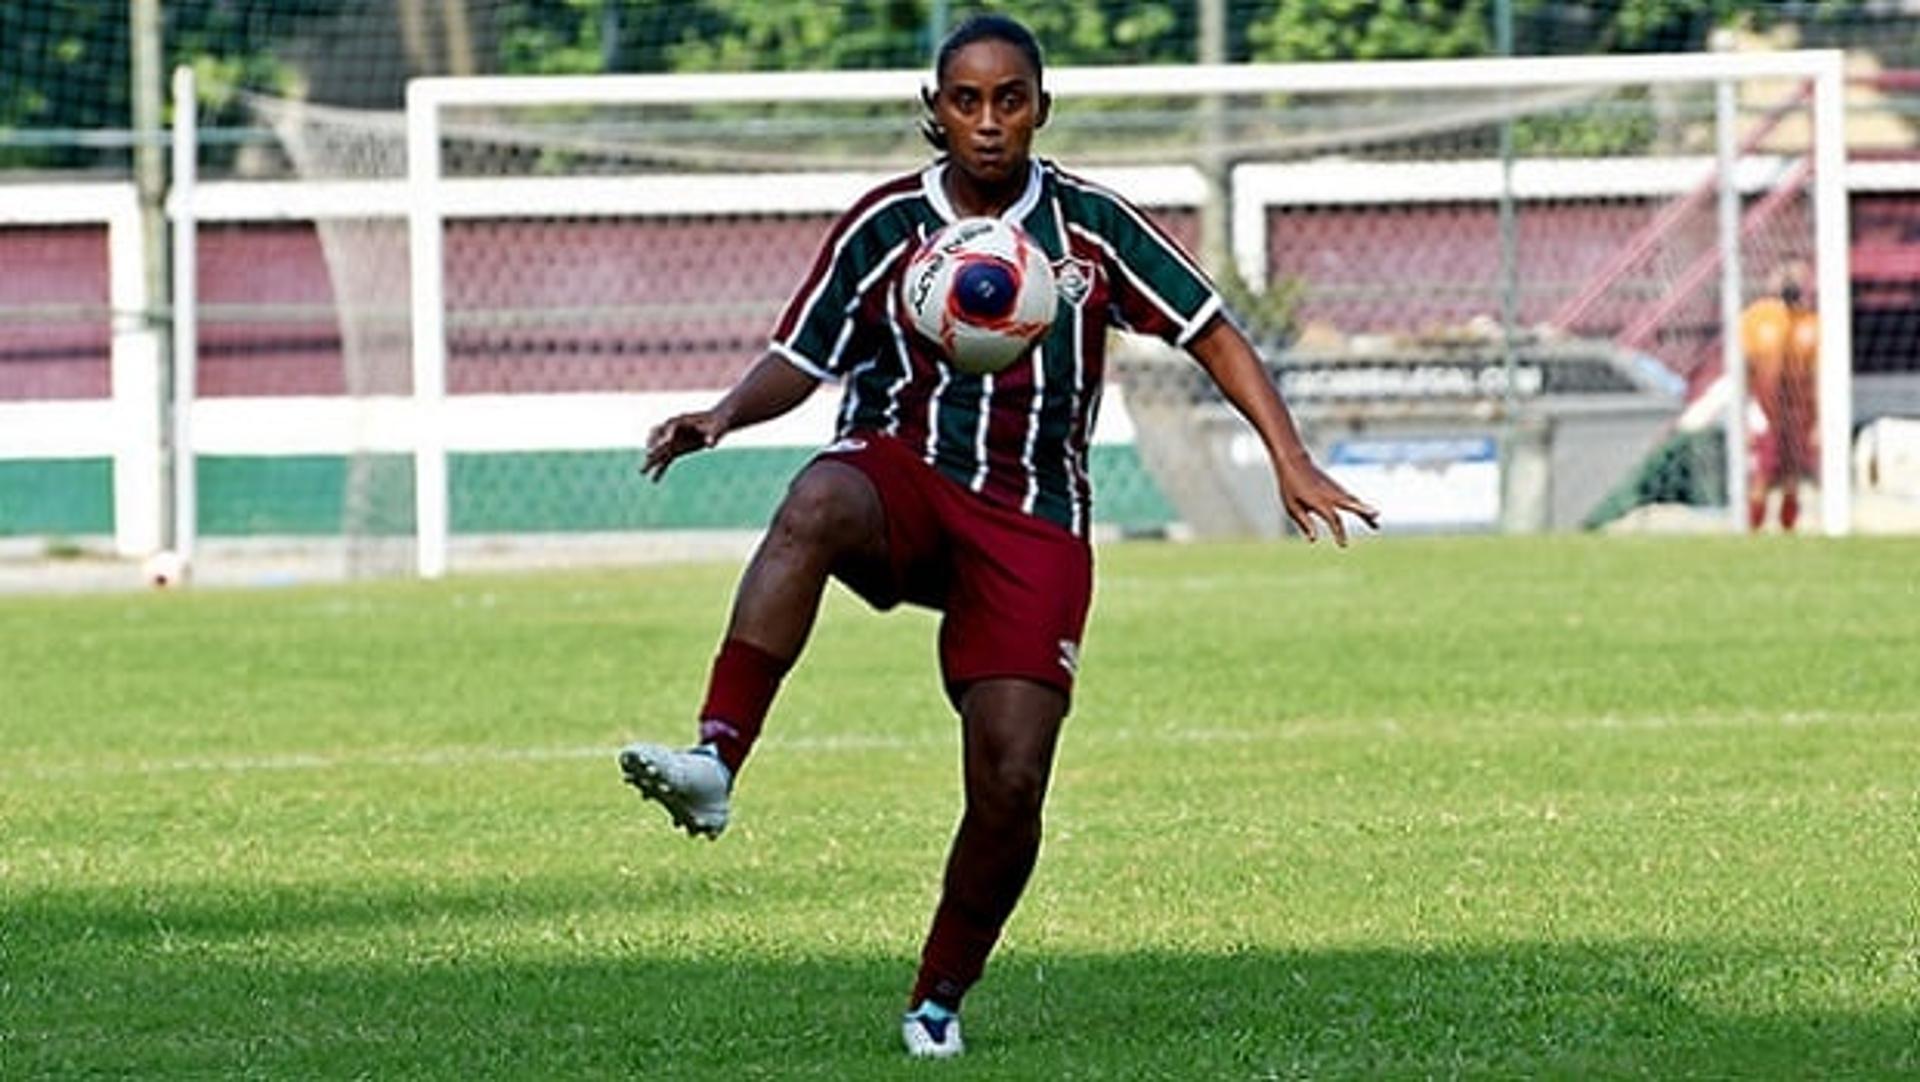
[160,47,1853,579]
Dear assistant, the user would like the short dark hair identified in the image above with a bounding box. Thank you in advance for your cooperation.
[919,14,1047,152]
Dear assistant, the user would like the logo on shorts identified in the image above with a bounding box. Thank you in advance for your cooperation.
[1057,639,1080,675]
[822,437,868,455]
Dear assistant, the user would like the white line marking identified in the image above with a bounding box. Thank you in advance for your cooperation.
[9,710,1905,783]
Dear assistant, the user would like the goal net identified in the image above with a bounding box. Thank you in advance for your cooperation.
[169,49,1852,578]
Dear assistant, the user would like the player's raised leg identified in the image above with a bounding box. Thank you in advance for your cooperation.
[620,460,889,836]
[903,677,1067,1056]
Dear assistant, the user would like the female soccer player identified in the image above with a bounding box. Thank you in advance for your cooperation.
[619,14,1378,1058]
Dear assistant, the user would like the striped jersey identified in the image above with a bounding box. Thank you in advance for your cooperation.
[769,158,1222,536]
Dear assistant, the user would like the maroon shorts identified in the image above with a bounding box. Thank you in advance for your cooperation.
[815,432,1093,706]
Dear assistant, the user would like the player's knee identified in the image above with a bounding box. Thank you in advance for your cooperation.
[973,759,1048,827]
[770,467,876,552]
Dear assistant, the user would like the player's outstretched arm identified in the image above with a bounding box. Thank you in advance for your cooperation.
[643,351,820,481]
[1186,317,1381,545]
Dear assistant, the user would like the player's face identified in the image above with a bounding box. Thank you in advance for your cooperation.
[933,39,1049,190]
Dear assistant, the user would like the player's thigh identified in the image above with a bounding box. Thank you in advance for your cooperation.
[774,458,888,561]
[937,510,1092,704]
[808,437,945,610]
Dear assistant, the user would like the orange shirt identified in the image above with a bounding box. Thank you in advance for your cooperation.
[1739,297,1818,432]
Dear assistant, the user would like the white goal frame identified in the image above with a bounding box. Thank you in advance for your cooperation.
[169,50,1857,576]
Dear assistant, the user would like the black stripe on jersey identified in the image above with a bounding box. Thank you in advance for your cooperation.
[773,173,925,376]
[1053,169,1220,345]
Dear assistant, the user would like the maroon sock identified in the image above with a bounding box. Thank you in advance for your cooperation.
[697,638,791,776]
[909,900,1002,1011]
[1780,491,1800,532]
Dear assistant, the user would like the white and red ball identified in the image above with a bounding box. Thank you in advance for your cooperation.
[899,217,1056,375]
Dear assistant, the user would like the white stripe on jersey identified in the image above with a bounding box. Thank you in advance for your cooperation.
[850,236,914,312]
[1177,293,1225,348]
[880,221,935,438]
[1069,328,1089,536]
[775,188,921,372]
[810,228,914,437]
[1055,170,1211,285]
[970,371,994,492]
[1021,344,1046,516]
[1067,221,1194,338]
[923,364,949,465]
[820,234,912,375]
[838,355,880,432]
[882,319,914,437]
[769,341,836,382]
[825,320,856,372]
[1055,195,1092,533]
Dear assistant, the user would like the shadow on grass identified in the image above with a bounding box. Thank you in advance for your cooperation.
[8,884,1914,1080]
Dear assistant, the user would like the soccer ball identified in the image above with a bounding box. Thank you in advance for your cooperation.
[142,549,188,589]
[899,217,1056,375]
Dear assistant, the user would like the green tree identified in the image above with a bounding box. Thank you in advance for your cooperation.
[1249,0,1492,62]
[982,1,1189,66]
[662,0,924,72]
[0,3,132,168]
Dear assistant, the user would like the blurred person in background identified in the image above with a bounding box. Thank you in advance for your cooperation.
[1738,260,1819,532]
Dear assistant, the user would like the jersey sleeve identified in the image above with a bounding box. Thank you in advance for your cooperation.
[1071,182,1223,348]
[769,188,917,380]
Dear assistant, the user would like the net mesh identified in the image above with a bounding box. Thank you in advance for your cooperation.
[231,96,416,576]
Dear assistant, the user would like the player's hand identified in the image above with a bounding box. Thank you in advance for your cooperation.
[643,410,727,481]
[1276,457,1380,546]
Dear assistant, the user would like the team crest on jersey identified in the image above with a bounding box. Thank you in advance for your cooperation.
[1052,256,1094,308]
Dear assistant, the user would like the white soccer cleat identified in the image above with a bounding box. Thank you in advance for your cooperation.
[901,1002,964,1059]
[617,743,731,839]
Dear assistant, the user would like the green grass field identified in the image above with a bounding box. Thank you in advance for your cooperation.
[4,536,1916,1079]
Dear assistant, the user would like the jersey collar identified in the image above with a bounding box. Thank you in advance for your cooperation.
[922,158,1044,225]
